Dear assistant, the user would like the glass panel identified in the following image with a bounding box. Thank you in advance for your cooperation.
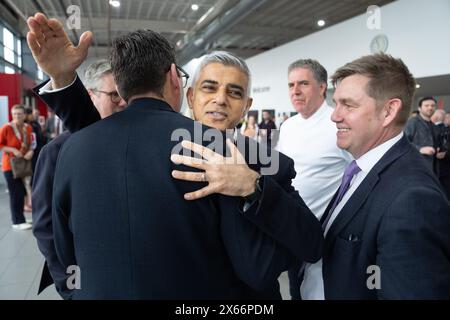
[3,27,14,50]
[17,39,21,56]
[4,47,14,63]
[5,66,15,74]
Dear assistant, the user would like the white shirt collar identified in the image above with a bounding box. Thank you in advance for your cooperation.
[355,132,403,174]
[297,100,328,124]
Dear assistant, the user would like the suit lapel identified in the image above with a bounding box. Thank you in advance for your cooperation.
[324,136,411,249]
[324,173,379,248]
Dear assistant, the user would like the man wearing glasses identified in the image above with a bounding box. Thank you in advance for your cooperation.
[86,63,126,118]
[176,65,190,89]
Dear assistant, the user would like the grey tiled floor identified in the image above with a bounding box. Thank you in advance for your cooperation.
[0,186,61,300]
[0,181,289,300]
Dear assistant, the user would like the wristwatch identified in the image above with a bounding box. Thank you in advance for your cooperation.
[243,174,263,205]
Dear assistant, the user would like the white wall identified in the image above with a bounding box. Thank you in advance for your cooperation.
[246,0,450,116]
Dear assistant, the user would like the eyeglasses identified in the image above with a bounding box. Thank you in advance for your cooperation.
[176,65,190,88]
[93,90,122,103]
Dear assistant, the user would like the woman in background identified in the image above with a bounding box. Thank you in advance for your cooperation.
[0,104,34,230]
[241,115,259,140]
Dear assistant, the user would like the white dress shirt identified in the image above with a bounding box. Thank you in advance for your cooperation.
[300,132,404,300]
[277,102,352,219]
[38,76,77,95]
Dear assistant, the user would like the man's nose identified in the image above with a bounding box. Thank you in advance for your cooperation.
[331,105,343,123]
[292,83,302,95]
[214,88,227,105]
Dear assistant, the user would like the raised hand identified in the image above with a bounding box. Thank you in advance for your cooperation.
[26,12,93,88]
[170,139,260,200]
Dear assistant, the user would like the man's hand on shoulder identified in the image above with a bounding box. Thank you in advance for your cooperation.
[171,139,260,200]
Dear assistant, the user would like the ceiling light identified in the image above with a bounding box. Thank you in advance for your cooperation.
[416,84,421,89]
[191,4,199,11]
[109,0,120,7]
[317,19,325,27]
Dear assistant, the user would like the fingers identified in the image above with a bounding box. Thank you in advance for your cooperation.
[225,139,246,164]
[27,17,45,45]
[184,186,214,200]
[26,32,41,56]
[171,170,206,182]
[76,31,93,57]
[181,140,218,161]
[27,13,66,47]
[34,13,56,41]
[47,18,70,41]
[170,154,206,169]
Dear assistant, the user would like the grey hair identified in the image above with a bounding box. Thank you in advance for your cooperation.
[190,51,252,96]
[288,59,328,98]
[83,59,112,90]
[433,109,446,122]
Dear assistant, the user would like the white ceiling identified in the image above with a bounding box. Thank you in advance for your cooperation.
[1,0,396,62]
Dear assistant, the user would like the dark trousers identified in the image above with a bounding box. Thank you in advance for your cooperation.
[4,170,26,224]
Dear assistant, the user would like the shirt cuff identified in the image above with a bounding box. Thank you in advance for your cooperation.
[38,75,78,95]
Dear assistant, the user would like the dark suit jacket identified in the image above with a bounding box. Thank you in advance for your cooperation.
[320,136,450,299]
[32,131,71,299]
[37,78,323,299]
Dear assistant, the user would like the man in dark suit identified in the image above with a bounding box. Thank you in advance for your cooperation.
[32,60,126,298]
[27,13,322,299]
[299,53,450,299]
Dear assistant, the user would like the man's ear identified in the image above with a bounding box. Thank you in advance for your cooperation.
[87,89,95,102]
[320,83,327,98]
[169,63,180,91]
[383,98,402,127]
[186,87,194,110]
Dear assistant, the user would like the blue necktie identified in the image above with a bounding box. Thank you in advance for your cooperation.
[322,160,361,229]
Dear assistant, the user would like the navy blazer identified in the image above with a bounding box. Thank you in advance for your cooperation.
[32,131,71,299]
[320,136,450,299]
[37,78,323,299]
